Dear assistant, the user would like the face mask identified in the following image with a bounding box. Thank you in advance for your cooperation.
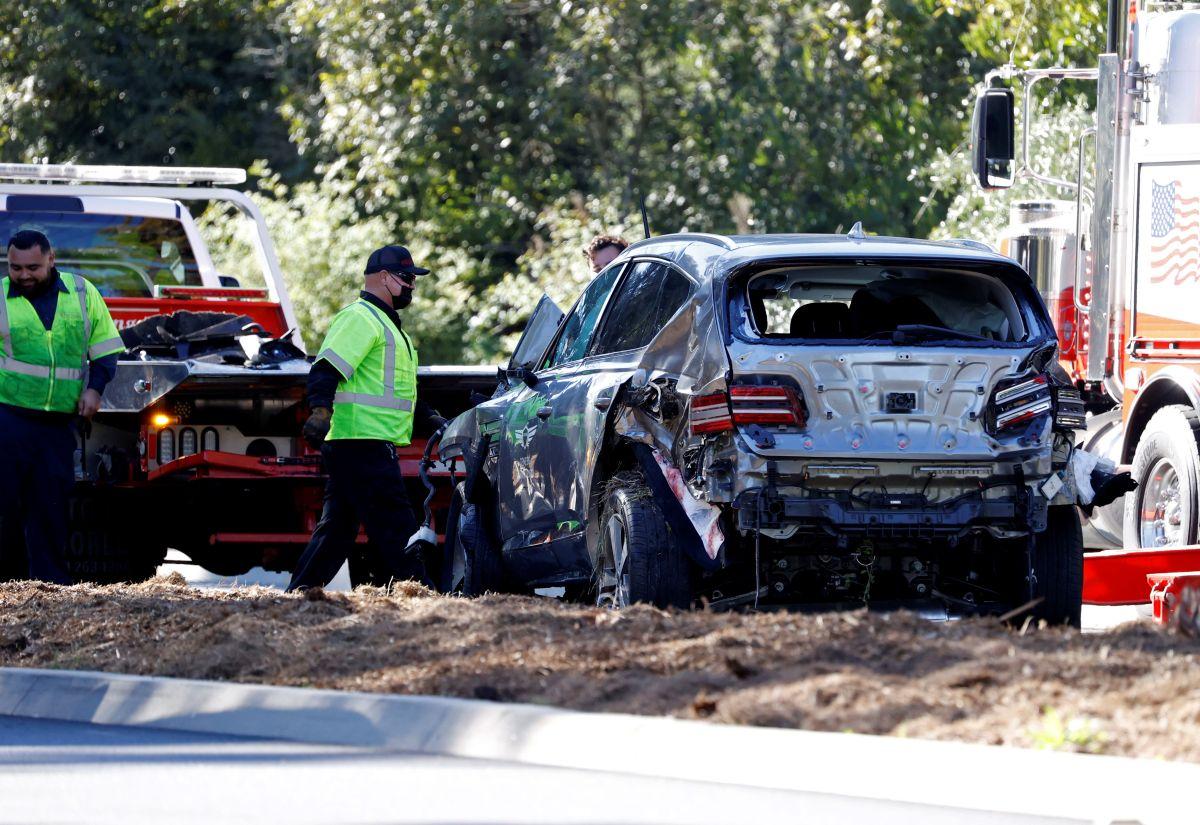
[385,272,414,309]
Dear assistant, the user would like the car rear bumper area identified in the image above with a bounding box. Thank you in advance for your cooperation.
[733,485,1049,544]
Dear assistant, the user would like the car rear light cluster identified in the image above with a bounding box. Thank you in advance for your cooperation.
[690,392,733,434]
[689,385,807,435]
[729,385,807,427]
[1051,386,1087,430]
[988,374,1052,432]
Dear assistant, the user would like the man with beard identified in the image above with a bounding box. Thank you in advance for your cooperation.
[288,244,444,591]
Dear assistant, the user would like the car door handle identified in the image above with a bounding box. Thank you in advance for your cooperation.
[593,394,613,411]
[537,405,553,419]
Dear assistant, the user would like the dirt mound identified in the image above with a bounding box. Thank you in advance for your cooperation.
[2,578,1198,761]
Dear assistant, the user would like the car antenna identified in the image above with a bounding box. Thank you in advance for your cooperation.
[639,193,651,239]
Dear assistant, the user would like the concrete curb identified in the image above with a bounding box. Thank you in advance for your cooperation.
[0,666,1191,823]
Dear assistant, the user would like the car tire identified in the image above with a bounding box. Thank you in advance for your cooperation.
[595,473,691,609]
[444,481,504,596]
[1030,505,1084,627]
[1123,405,1200,550]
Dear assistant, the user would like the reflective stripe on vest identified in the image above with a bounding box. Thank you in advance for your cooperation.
[357,301,408,407]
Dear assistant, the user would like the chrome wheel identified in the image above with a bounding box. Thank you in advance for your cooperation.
[1140,457,1184,548]
[595,513,631,608]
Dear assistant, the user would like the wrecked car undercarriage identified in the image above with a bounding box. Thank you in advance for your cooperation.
[439,232,1126,625]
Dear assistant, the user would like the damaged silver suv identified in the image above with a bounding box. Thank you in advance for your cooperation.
[440,230,1092,624]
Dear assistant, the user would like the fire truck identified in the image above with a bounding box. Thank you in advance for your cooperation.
[973,0,1200,620]
[0,163,494,583]
[969,3,1200,551]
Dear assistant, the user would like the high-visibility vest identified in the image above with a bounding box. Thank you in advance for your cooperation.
[0,270,124,413]
[318,299,418,446]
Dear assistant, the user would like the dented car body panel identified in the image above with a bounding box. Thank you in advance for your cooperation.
[442,232,1079,609]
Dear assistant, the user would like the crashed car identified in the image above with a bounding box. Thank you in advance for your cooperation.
[440,230,1098,624]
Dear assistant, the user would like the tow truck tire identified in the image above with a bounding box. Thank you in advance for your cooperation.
[65,489,165,585]
[444,481,504,596]
[1030,505,1084,627]
[595,473,691,610]
[1123,405,1200,551]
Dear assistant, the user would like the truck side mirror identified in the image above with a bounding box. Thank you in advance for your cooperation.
[972,87,1015,190]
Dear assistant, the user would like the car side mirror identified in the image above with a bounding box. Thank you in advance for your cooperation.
[971,87,1015,190]
[517,364,539,388]
[219,274,242,288]
[500,363,539,389]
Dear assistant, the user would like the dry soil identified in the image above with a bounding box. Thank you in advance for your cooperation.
[2,575,1198,761]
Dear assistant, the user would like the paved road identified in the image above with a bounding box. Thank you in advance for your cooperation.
[0,715,1082,825]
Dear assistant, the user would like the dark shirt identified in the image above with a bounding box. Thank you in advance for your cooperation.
[1,269,119,421]
[307,291,440,425]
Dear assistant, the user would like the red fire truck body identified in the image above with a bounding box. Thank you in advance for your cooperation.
[0,164,492,583]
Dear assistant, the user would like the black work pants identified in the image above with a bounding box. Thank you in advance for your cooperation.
[287,439,425,591]
[0,405,76,585]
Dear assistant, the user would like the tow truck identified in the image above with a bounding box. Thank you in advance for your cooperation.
[0,163,494,583]
[970,0,1200,623]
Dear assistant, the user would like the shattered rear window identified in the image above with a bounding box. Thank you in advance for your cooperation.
[736,264,1033,343]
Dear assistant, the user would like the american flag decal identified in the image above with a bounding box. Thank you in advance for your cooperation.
[1150,180,1200,285]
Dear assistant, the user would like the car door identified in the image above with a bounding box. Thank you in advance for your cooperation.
[499,257,700,580]
[497,262,625,563]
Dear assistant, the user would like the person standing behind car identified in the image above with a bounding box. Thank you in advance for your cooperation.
[0,229,124,584]
[584,234,628,273]
[288,244,446,591]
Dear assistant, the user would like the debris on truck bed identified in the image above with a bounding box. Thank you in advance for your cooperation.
[1,577,1198,761]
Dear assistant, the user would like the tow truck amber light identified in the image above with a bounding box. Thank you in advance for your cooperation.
[0,162,246,186]
[689,392,733,434]
[730,385,808,427]
[151,413,175,429]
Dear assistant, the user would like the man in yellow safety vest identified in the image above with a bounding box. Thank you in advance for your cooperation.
[287,244,444,591]
[0,230,124,583]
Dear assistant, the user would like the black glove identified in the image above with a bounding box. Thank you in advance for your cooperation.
[302,408,332,449]
[1081,469,1138,515]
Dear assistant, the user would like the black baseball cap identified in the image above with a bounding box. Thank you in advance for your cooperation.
[364,244,430,276]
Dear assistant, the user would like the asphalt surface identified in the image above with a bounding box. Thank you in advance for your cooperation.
[0,715,1088,825]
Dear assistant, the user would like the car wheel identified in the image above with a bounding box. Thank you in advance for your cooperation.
[444,481,504,596]
[594,473,691,609]
[1124,405,1200,550]
[1030,505,1084,627]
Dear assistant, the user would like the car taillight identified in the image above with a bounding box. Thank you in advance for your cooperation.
[1051,386,1087,430]
[988,374,1052,432]
[729,385,808,428]
[690,392,733,435]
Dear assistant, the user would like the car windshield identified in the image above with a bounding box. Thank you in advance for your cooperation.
[736,264,1032,344]
[0,210,202,297]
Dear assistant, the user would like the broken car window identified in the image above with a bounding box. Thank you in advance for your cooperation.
[741,265,1024,343]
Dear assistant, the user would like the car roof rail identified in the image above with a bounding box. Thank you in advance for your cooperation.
[628,232,737,251]
[0,163,246,186]
[944,238,998,254]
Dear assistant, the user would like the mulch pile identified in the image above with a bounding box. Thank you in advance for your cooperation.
[2,575,1198,761]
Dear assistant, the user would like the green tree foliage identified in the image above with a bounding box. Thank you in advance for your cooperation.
[2,0,1108,362]
[0,0,311,174]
